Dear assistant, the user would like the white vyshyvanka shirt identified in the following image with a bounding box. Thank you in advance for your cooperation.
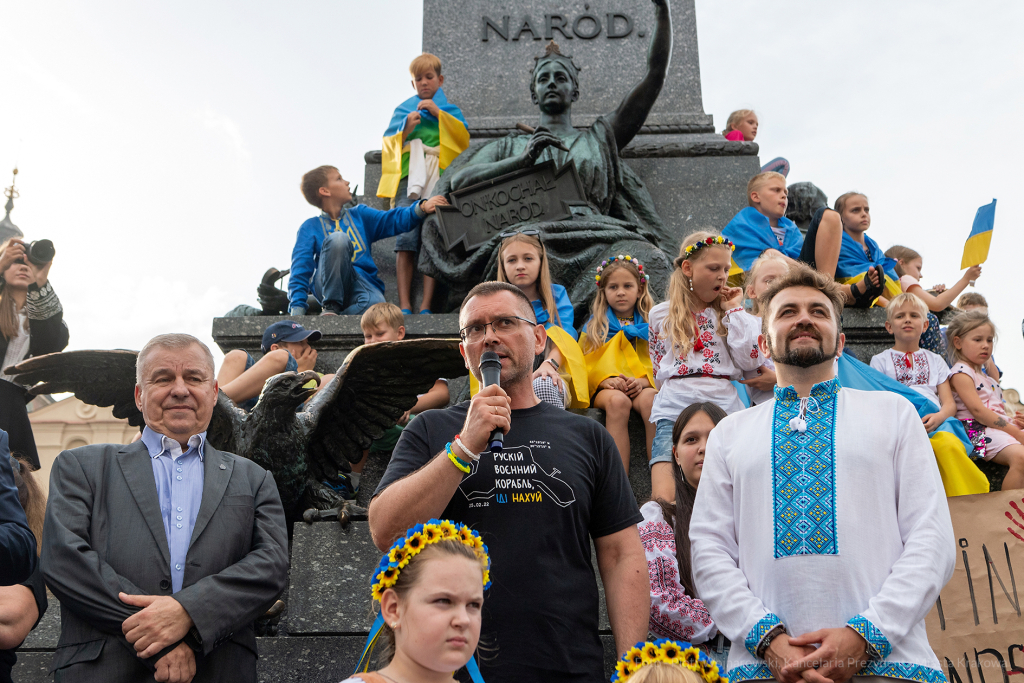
[690,378,955,683]
[869,348,950,407]
[648,303,762,420]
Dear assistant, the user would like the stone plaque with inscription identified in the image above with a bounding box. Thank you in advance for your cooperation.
[434,160,587,252]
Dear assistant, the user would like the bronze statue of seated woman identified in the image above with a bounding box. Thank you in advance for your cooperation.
[418,0,675,321]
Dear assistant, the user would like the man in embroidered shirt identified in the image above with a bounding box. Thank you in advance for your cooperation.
[42,334,289,683]
[689,265,955,683]
[289,165,448,316]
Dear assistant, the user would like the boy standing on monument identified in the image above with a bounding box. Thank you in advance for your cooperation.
[377,53,470,315]
[289,166,448,316]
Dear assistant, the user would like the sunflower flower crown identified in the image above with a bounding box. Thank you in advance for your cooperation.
[682,236,735,260]
[371,519,491,602]
[596,254,650,284]
[611,639,727,683]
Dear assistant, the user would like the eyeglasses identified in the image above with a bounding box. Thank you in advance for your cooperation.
[499,229,541,240]
[459,316,537,343]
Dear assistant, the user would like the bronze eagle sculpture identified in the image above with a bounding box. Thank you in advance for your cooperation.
[7,339,467,526]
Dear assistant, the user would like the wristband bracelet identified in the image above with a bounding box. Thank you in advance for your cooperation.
[453,434,480,461]
[446,443,472,473]
[545,358,560,371]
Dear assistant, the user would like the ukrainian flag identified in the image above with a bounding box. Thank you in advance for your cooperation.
[961,199,996,269]
[836,354,989,496]
[721,207,803,280]
[835,231,902,302]
[377,88,469,199]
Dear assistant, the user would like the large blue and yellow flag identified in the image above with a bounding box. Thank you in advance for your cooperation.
[721,207,803,277]
[377,88,469,199]
[835,230,901,301]
[961,199,996,269]
[836,353,989,496]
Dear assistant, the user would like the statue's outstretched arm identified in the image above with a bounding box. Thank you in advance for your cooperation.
[609,0,672,150]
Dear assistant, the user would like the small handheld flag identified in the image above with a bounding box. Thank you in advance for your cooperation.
[961,199,996,270]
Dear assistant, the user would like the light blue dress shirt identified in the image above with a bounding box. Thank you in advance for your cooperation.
[141,426,206,593]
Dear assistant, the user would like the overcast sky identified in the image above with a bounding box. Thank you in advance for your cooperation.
[2,1,1022,387]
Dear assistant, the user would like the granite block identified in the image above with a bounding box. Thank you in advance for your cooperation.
[422,0,711,136]
[625,154,761,258]
[257,636,371,683]
[211,313,462,373]
[286,521,380,635]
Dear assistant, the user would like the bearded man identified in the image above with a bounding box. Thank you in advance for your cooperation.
[689,265,955,683]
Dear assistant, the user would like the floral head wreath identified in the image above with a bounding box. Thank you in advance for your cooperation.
[678,236,736,265]
[611,639,727,683]
[596,254,650,285]
[372,519,491,602]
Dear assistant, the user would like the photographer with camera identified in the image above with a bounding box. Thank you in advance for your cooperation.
[0,239,68,469]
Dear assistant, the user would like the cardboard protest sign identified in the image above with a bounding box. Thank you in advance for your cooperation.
[925,490,1024,683]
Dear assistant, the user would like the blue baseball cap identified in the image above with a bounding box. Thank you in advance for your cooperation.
[261,321,322,353]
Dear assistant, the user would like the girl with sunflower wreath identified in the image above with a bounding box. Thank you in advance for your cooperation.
[343,520,491,683]
[612,638,727,683]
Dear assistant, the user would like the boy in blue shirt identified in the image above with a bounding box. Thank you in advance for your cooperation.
[289,166,448,316]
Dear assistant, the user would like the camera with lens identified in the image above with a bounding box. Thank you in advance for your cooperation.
[15,240,55,266]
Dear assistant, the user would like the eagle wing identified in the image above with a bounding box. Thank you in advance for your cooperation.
[6,350,144,425]
[302,338,466,480]
[5,350,244,449]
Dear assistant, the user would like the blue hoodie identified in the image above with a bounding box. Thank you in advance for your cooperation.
[289,203,424,312]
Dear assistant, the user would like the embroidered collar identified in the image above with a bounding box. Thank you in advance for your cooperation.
[773,376,841,403]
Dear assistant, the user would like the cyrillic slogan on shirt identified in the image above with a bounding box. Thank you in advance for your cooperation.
[458,443,577,508]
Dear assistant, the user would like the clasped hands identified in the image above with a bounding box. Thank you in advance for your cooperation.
[119,592,196,683]
[765,628,869,683]
[599,374,648,399]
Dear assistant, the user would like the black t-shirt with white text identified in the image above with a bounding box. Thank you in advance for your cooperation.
[374,400,641,680]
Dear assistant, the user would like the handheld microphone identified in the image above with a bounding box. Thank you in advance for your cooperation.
[479,351,504,452]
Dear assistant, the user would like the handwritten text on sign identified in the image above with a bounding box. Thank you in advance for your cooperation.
[925,490,1024,683]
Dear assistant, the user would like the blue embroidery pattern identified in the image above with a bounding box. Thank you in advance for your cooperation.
[727,663,772,681]
[727,661,946,683]
[744,613,782,658]
[861,662,947,683]
[848,614,892,659]
[771,378,841,558]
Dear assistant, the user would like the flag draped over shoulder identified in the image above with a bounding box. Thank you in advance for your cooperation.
[377,88,469,199]
[961,199,996,269]
[721,207,803,276]
[836,354,989,496]
[835,231,901,300]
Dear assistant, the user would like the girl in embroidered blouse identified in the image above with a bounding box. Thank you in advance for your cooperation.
[947,310,1024,491]
[580,256,657,473]
[639,403,722,645]
[647,231,761,502]
[495,231,589,409]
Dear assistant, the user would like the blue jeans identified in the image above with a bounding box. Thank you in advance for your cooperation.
[650,419,676,467]
[317,231,386,315]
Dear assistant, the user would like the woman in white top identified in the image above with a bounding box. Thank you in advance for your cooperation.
[0,239,67,469]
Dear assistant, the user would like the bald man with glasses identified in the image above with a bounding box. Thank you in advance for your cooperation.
[368,280,649,683]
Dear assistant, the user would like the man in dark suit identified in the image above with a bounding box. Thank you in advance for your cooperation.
[42,333,289,683]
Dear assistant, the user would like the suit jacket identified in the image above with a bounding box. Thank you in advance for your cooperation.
[41,440,289,682]
[0,430,36,585]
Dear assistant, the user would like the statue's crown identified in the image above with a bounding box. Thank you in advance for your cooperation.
[532,40,582,77]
